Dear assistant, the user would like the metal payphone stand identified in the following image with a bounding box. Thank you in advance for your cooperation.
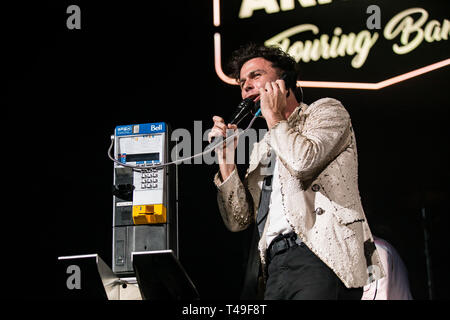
[57,122,198,300]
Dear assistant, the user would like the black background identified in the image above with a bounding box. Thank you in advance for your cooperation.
[5,0,449,301]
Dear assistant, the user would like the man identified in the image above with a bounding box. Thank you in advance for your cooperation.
[209,43,384,300]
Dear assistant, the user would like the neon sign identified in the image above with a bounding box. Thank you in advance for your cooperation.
[212,0,450,90]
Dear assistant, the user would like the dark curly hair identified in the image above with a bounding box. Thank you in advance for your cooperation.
[227,43,302,102]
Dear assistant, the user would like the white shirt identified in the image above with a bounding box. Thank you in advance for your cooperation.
[265,158,294,247]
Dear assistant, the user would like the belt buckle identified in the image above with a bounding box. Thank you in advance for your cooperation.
[282,237,290,251]
[267,233,296,263]
[274,237,289,256]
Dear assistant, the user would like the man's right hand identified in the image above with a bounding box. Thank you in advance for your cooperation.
[208,116,238,181]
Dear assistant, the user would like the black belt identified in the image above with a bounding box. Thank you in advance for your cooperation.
[266,232,303,263]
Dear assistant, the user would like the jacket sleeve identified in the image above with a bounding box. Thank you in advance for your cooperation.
[269,98,352,187]
[213,167,254,232]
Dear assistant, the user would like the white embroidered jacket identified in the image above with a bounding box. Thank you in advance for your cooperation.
[214,98,385,288]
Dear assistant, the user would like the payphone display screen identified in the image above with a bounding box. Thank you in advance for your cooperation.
[123,153,160,162]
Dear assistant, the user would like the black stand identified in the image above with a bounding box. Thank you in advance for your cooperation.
[132,250,199,300]
[58,251,198,300]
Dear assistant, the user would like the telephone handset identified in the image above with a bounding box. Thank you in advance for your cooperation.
[279,71,298,97]
[253,71,297,114]
[226,72,297,125]
[209,72,297,146]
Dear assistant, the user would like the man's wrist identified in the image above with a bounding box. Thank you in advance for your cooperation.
[267,115,286,129]
[219,163,236,182]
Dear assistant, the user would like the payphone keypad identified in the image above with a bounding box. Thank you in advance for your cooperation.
[140,168,160,189]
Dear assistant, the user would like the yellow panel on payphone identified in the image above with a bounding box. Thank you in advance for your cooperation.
[132,204,167,224]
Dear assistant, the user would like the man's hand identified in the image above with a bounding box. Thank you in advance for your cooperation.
[259,79,288,129]
[208,116,238,181]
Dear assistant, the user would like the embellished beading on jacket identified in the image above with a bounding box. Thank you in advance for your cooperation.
[214,98,385,288]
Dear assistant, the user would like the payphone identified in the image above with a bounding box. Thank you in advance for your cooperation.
[111,122,177,275]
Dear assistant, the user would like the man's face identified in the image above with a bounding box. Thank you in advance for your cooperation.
[238,57,281,102]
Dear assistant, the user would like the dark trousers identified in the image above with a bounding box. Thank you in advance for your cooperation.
[264,242,363,300]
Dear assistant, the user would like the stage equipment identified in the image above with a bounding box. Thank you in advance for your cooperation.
[111,122,177,275]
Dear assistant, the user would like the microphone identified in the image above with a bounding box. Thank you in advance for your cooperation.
[207,72,296,151]
[208,98,259,150]
[226,72,292,125]
[228,97,258,126]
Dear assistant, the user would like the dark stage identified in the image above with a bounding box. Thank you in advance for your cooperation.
[5,0,449,302]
